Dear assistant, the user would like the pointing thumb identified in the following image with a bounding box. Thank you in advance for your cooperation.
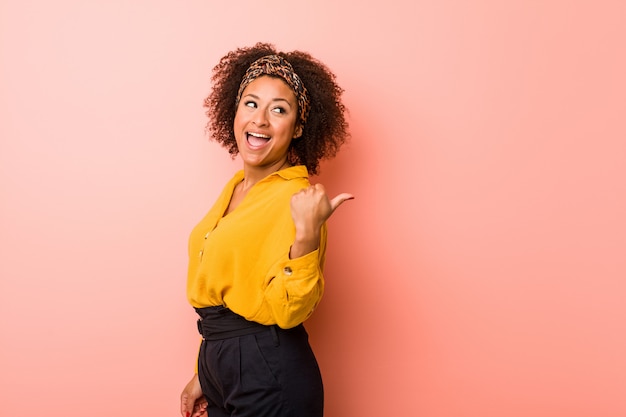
[329,193,355,212]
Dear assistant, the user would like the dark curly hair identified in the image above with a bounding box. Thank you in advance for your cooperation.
[204,42,349,175]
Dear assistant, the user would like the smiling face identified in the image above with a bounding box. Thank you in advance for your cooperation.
[233,75,302,174]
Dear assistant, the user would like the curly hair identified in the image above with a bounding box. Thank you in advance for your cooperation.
[204,42,349,175]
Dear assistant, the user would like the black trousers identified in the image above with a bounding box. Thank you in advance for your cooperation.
[196,306,324,417]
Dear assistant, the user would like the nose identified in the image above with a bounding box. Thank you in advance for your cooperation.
[252,108,269,127]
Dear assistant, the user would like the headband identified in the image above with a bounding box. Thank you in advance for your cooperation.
[236,55,310,126]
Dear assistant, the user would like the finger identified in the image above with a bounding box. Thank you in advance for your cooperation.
[180,394,190,417]
[193,400,208,412]
[312,183,326,192]
[181,398,193,417]
[193,398,208,415]
[194,405,208,417]
[329,193,355,211]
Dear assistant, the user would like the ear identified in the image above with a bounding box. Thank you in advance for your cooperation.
[293,124,303,139]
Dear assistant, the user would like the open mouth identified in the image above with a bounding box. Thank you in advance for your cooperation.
[246,131,271,147]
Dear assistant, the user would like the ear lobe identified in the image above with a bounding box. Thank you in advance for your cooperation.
[293,125,303,139]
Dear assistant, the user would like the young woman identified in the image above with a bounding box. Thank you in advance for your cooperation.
[180,43,352,417]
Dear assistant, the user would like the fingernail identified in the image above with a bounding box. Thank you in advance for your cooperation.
[186,412,190,417]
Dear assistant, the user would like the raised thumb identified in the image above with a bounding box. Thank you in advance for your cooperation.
[329,193,355,211]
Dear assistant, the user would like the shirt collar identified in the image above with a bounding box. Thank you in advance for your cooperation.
[232,165,309,184]
[275,165,308,180]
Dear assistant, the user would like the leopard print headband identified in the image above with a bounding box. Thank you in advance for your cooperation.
[236,55,310,126]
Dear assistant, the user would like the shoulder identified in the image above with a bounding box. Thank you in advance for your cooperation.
[275,165,309,182]
[268,165,310,192]
[248,166,309,212]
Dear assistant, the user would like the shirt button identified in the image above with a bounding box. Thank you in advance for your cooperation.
[283,266,293,276]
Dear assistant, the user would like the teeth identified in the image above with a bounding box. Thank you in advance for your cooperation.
[248,132,270,139]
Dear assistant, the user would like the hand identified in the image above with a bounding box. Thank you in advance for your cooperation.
[289,183,353,258]
[291,183,353,230]
[180,374,208,417]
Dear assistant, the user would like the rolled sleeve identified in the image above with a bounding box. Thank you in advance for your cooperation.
[263,249,325,328]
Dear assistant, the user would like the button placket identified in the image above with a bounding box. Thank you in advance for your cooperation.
[199,231,211,261]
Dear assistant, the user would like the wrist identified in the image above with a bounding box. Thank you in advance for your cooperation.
[290,230,321,259]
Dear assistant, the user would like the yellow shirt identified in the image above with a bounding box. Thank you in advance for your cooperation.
[186,165,327,329]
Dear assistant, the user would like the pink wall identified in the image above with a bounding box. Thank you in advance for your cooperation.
[1,1,625,416]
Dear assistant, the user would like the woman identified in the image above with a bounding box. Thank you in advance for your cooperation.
[180,43,352,417]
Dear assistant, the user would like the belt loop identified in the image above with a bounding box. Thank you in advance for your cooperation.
[271,325,279,347]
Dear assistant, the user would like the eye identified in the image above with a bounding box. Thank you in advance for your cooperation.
[272,106,286,114]
[244,100,257,108]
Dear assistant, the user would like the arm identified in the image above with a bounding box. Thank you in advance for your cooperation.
[262,184,353,328]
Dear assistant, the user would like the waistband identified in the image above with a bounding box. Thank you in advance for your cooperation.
[195,306,271,341]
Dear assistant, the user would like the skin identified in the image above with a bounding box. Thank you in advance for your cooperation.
[180,75,352,417]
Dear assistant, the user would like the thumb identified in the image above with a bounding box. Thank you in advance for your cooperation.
[329,193,355,212]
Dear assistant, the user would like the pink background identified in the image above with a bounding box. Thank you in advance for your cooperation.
[1,1,625,416]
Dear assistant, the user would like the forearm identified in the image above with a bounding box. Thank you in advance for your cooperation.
[263,225,327,328]
[264,249,325,328]
[289,226,321,259]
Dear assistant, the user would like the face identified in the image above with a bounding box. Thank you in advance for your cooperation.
[233,75,302,172]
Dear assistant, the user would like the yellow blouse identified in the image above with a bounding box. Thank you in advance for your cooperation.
[186,165,327,329]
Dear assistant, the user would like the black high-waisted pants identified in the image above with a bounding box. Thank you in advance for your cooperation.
[195,306,324,417]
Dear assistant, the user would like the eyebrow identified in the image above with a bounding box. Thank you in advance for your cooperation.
[243,93,293,108]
